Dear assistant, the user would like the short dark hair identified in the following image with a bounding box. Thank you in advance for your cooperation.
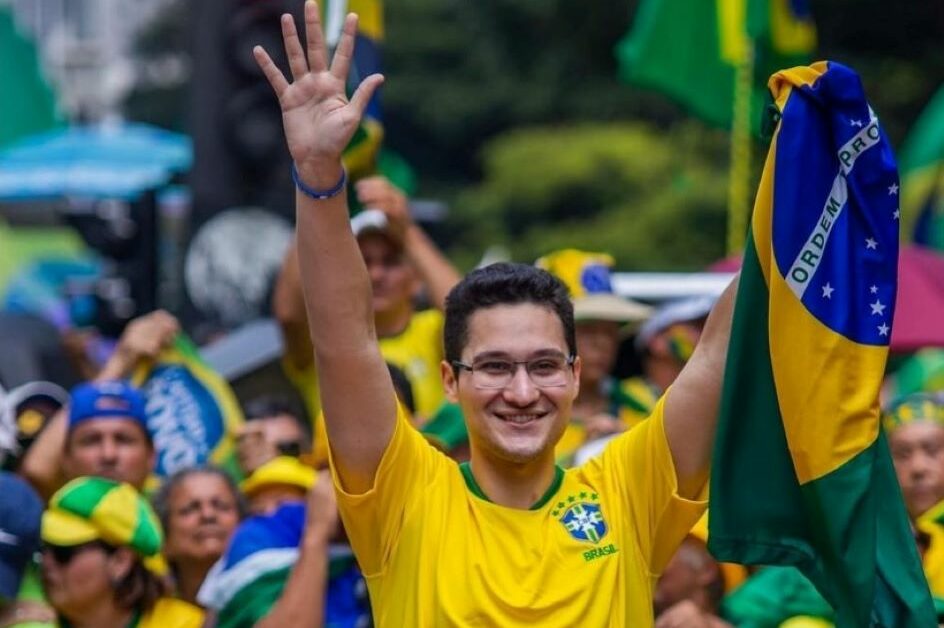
[113,551,167,613]
[152,466,247,536]
[443,263,576,365]
[242,394,311,443]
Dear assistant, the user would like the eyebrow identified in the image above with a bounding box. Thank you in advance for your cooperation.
[470,348,568,362]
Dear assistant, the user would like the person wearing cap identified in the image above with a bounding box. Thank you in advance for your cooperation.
[21,311,178,499]
[39,476,202,627]
[627,295,718,417]
[274,174,462,429]
[240,455,317,515]
[0,472,54,627]
[884,393,944,600]
[536,249,652,464]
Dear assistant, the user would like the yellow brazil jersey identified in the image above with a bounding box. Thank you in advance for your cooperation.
[918,518,944,597]
[331,397,707,627]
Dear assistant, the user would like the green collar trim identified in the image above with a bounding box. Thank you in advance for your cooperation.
[459,462,565,510]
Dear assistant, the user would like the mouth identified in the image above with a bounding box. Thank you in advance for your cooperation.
[492,411,548,427]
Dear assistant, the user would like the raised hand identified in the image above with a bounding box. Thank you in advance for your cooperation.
[253,1,384,177]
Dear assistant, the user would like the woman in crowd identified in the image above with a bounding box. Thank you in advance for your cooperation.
[153,466,245,606]
[40,476,203,628]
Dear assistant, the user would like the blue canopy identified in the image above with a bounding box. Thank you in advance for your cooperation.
[0,122,192,200]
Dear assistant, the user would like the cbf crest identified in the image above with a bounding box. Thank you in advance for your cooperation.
[553,493,608,544]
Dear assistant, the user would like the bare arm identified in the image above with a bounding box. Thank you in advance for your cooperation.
[255,473,336,628]
[254,4,392,493]
[273,243,315,370]
[354,176,461,310]
[663,276,738,499]
[20,311,178,497]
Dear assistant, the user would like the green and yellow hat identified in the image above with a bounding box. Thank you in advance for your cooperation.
[41,477,167,575]
[240,456,316,498]
[535,249,651,324]
[882,393,944,433]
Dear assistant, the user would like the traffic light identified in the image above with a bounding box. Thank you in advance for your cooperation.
[189,0,302,225]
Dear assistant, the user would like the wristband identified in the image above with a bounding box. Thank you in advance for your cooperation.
[292,163,347,200]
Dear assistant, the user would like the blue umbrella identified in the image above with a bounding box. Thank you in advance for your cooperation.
[0,122,192,200]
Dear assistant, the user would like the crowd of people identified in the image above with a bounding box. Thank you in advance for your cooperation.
[2,4,944,628]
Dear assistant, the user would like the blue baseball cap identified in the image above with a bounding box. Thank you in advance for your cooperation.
[68,380,149,436]
[0,472,43,600]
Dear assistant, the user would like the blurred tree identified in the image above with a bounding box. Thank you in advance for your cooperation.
[447,122,729,269]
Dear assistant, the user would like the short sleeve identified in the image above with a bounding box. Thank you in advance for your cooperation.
[582,396,708,574]
[329,401,447,577]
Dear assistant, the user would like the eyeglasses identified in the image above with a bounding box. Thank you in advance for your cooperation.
[42,541,114,565]
[451,354,576,389]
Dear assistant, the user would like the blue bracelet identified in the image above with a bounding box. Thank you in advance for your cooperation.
[291,163,347,200]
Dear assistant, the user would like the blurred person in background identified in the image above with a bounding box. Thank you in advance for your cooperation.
[20,311,178,498]
[152,467,245,607]
[199,471,369,628]
[535,249,651,464]
[240,455,316,515]
[0,472,52,627]
[885,393,944,598]
[654,533,730,628]
[274,174,462,430]
[235,395,311,476]
[40,477,202,628]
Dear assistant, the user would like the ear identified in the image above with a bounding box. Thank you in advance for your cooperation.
[107,547,136,582]
[440,360,459,403]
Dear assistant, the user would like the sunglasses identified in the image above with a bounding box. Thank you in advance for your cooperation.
[42,540,114,565]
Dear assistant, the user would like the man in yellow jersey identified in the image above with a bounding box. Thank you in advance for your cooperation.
[253,4,736,625]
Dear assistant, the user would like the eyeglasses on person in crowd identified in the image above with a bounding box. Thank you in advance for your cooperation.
[451,353,577,389]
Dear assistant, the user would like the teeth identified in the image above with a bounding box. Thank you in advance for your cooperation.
[504,415,536,424]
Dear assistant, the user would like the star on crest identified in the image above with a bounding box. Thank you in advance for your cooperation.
[821,283,834,299]
[870,299,886,316]
[888,183,899,195]
[870,285,879,295]
[850,119,863,128]
[878,323,890,337]
[865,237,878,250]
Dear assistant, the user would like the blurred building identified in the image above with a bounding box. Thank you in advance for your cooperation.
[5,0,179,122]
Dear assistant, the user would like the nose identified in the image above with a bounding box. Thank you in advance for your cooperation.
[502,365,541,407]
[198,501,219,523]
[99,438,119,464]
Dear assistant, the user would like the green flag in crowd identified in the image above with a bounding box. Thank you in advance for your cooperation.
[898,84,944,249]
[707,62,936,627]
[616,0,816,133]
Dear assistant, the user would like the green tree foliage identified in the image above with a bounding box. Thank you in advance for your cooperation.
[447,122,729,269]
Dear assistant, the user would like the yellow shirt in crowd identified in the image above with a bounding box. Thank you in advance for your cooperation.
[285,309,446,465]
[331,397,706,627]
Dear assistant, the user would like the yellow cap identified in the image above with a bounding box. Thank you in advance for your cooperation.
[240,456,317,497]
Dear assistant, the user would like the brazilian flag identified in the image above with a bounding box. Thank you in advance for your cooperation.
[708,62,936,627]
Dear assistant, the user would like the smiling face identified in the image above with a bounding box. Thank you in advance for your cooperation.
[442,303,580,466]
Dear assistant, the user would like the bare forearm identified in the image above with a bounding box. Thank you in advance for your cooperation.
[403,225,461,311]
[254,534,328,628]
[273,243,315,369]
[664,276,738,498]
[20,409,67,499]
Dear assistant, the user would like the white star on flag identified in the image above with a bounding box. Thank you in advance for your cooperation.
[822,283,834,299]
[870,299,886,316]
[878,323,890,337]
[893,209,900,220]
[850,119,863,128]
[865,237,878,250]
[870,285,879,294]
[888,183,899,195]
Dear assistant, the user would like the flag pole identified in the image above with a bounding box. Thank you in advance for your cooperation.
[727,36,754,254]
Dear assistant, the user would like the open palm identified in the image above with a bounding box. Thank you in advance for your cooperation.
[253,2,383,170]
